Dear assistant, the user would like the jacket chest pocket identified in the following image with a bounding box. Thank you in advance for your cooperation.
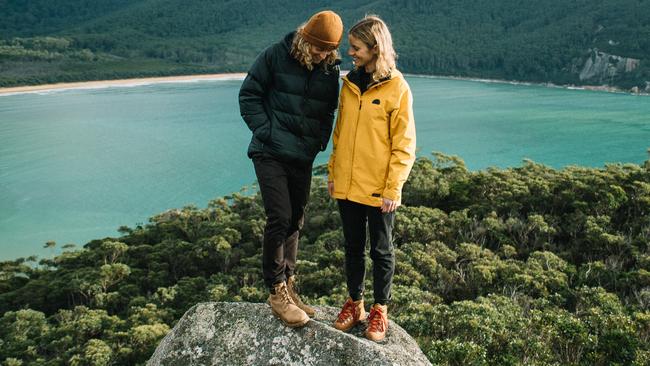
[363,102,390,139]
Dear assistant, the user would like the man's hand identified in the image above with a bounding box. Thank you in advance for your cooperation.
[328,181,334,197]
[381,198,399,213]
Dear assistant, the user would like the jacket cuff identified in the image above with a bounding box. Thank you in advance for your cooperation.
[382,189,400,202]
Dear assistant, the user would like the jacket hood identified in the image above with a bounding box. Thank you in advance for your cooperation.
[281,31,296,52]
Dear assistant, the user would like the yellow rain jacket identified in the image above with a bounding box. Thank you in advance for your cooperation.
[327,69,416,207]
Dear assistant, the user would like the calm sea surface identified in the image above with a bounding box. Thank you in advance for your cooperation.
[1,76,649,260]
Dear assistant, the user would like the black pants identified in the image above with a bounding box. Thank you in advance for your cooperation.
[337,199,395,305]
[252,155,312,289]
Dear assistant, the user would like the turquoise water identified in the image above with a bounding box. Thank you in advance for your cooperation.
[1,77,649,260]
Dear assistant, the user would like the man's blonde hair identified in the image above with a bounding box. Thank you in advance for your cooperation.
[349,15,396,81]
[291,25,340,71]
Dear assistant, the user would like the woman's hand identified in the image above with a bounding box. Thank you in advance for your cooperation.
[381,198,399,213]
[328,181,334,197]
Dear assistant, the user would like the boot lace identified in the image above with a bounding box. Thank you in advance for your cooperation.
[367,306,386,333]
[288,278,303,304]
[277,283,295,305]
[336,299,357,323]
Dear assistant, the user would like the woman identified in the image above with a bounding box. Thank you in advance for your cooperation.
[327,15,416,341]
[239,10,343,328]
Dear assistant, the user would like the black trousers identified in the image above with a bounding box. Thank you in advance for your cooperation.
[337,199,396,305]
[252,154,312,289]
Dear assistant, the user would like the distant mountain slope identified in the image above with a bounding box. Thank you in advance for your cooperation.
[0,0,134,36]
[1,0,648,89]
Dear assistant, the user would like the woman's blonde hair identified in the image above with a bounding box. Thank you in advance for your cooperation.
[291,25,340,71]
[349,15,397,81]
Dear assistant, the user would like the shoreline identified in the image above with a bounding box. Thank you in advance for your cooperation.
[0,73,247,96]
[406,73,650,96]
[1,71,647,96]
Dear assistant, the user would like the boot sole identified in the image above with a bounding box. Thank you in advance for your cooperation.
[272,309,310,328]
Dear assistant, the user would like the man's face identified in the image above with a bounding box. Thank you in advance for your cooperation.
[310,44,332,64]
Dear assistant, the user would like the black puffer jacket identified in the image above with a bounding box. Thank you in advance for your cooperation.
[239,31,340,165]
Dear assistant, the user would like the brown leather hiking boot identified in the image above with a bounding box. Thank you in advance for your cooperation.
[287,275,316,317]
[268,282,309,328]
[333,297,366,332]
[365,303,388,341]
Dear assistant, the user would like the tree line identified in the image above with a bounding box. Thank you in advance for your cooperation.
[1,0,649,89]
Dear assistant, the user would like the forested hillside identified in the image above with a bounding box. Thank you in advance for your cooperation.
[2,154,650,364]
[1,0,649,89]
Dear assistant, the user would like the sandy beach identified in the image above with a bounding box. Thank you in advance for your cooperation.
[0,73,248,96]
[1,71,646,96]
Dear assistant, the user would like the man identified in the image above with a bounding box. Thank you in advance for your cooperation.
[239,10,343,327]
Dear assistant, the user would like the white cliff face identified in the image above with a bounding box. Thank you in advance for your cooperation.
[579,48,641,83]
[147,302,432,366]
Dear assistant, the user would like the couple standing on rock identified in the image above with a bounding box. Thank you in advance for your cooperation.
[239,10,416,342]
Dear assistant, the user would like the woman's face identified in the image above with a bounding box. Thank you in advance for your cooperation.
[348,34,377,70]
[310,44,332,64]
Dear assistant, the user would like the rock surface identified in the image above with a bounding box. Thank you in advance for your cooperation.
[579,48,640,83]
[147,301,432,366]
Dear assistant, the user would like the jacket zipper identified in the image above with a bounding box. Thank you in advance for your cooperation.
[347,93,362,200]
[301,69,312,138]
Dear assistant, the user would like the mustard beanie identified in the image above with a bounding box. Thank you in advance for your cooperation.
[299,10,344,50]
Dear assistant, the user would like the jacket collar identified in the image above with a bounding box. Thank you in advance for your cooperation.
[343,68,401,95]
[346,67,391,84]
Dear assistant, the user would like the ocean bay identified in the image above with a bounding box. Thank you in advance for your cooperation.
[1,76,649,260]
